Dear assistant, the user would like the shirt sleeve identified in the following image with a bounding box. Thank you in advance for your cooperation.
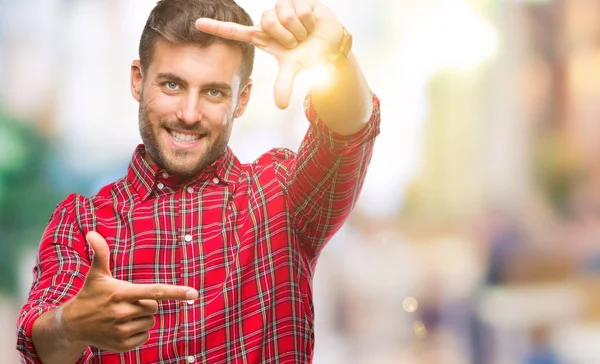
[16,195,94,363]
[284,92,380,262]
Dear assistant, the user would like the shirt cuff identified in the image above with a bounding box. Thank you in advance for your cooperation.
[17,305,94,364]
[303,92,381,155]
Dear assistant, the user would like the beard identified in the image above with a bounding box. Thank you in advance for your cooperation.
[138,100,234,181]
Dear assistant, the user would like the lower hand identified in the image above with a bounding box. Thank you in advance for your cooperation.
[61,231,198,353]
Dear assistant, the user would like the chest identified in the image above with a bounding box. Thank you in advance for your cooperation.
[94,181,301,290]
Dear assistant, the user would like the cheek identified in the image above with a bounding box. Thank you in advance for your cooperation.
[145,93,179,121]
[200,103,233,129]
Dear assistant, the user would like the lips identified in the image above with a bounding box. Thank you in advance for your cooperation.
[169,130,201,143]
[165,128,207,146]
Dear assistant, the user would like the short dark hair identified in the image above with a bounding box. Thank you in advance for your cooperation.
[139,0,255,85]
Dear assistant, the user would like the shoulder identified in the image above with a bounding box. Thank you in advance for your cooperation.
[50,175,127,226]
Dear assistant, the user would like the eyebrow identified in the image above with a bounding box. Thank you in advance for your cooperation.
[156,72,188,87]
[156,73,233,93]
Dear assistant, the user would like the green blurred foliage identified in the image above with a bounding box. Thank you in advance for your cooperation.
[0,107,63,295]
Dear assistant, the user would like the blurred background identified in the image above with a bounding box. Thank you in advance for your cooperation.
[1,0,600,362]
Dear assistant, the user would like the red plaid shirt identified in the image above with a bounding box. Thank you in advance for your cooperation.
[17,94,380,364]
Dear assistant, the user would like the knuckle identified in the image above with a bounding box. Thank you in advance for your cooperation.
[261,9,274,21]
[296,9,312,22]
[261,14,277,30]
[284,37,298,49]
[114,324,130,339]
[110,289,126,302]
[152,287,164,300]
[279,11,296,25]
[111,306,131,322]
[275,0,291,11]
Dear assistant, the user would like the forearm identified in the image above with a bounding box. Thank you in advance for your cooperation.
[310,53,373,136]
[31,304,87,364]
[285,86,379,258]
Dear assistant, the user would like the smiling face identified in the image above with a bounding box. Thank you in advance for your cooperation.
[130,38,251,179]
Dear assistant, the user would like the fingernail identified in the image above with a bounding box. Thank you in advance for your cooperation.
[185,289,198,300]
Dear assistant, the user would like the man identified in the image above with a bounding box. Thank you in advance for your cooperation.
[17,0,380,362]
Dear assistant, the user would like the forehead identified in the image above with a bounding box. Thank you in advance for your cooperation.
[147,38,244,84]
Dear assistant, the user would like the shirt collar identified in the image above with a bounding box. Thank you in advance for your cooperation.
[127,144,240,201]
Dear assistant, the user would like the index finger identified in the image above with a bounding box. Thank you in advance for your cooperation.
[118,283,198,302]
[195,18,262,45]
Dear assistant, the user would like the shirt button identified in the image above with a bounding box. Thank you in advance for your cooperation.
[187,187,194,193]
[186,299,194,305]
[162,172,169,179]
[184,234,192,242]
[212,177,220,184]
[187,356,196,363]
[157,182,164,190]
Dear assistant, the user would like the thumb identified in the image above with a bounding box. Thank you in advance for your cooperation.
[86,231,112,277]
[274,60,302,110]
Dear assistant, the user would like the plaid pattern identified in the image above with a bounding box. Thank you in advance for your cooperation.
[17,94,380,364]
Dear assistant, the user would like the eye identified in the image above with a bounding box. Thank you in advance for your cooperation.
[207,89,222,97]
[164,82,180,91]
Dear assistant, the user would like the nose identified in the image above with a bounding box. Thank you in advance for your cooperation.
[176,93,202,125]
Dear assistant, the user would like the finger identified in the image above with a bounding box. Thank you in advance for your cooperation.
[134,299,159,317]
[276,0,308,41]
[261,9,298,49]
[127,331,150,348]
[274,61,302,109]
[116,331,150,353]
[292,0,316,34]
[118,283,198,302]
[114,300,158,321]
[122,315,156,335]
[86,231,112,277]
[195,18,264,46]
[110,301,146,322]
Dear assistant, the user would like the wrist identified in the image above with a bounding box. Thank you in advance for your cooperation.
[59,299,88,347]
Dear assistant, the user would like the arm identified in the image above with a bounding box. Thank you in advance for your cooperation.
[311,53,373,136]
[195,1,380,258]
[18,197,198,363]
[283,91,379,260]
[17,197,93,364]
[285,10,379,257]
[30,306,88,364]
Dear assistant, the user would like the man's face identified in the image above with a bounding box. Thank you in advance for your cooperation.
[130,38,251,179]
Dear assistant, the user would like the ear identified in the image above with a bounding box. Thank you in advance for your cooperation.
[234,80,253,118]
[130,60,143,102]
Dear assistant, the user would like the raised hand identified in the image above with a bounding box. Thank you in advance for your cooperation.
[61,231,198,353]
[195,0,344,109]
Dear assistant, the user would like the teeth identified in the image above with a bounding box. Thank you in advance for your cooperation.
[171,131,200,143]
